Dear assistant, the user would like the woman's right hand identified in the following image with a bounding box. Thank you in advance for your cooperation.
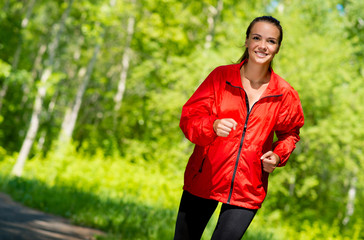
[213,118,237,137]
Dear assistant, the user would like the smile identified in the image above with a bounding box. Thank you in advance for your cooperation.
[255,51,268,57]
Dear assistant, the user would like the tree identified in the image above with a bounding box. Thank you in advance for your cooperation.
[262,0,363,233]
[12,0,74,176]
[204,0,223,49]
[59,32,103,144]
[0,0,36,112]
[113,0,136,117]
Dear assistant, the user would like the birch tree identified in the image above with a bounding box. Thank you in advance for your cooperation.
[58,39,102,144]
[343,176,357,225]
[21,44,47,107]
[12,0,74,177]
[204,0,223,49]
[113,0,136,114]
[0,0,36,112]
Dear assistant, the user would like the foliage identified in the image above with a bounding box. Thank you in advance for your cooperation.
[0,146,179,239]
[0,0,364,239]
[1,148,361,239]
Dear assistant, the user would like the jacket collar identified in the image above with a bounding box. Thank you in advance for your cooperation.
[234,60,283,97]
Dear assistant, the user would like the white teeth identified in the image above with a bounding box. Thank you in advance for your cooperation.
[256,52,267,57]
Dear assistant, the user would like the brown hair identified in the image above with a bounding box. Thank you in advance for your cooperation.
[238,16,283,64]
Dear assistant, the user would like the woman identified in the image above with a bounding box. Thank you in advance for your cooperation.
[173,16,304,240]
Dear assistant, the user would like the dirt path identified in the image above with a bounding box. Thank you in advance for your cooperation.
[0,193,105,240]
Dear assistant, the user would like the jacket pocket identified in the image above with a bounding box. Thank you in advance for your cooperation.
[199,157,206,173]
[244,150,264,188]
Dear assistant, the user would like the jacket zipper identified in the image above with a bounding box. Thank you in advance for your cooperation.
[227,92,250,204]
[226,83,282,204]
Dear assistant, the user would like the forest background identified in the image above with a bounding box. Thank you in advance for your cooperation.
[0,0,363,239]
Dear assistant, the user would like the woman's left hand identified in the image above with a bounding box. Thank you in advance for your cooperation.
[261,151,280,173]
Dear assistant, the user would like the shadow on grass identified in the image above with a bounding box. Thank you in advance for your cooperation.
[0,174,279,240]
[0,175,176,240]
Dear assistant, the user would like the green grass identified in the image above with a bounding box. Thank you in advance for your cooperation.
[0,147,362,239]
[0,175,176,239]
[0,148,182,239]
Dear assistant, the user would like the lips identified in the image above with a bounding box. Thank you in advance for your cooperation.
[255,51,268,57]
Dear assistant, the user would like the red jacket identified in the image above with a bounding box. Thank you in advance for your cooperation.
[180,61,304,209]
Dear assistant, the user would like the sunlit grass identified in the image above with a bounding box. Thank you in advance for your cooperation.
[0,146,362,239]
[0,147,183,239]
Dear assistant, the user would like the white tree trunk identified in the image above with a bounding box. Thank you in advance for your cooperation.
[113,0,136,113]
[59,42,101,143]
[31,44,47,80]
[12,68,51,176]
[37,91,58,151]
[12,0,74,177]
[21,44,47,107]
[342,176,357,225]
[0,82,9,113]
[204,0,223,49]
[12,0,36,69]
[0,0,36,112]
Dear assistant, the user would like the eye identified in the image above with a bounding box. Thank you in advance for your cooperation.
[268,39,277,44]
[252,36,260,40]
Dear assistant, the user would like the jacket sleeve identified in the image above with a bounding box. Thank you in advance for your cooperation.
[179,68,220,146]
[273,88,304,167]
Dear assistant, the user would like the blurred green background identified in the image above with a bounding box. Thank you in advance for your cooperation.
[0,0,363,239]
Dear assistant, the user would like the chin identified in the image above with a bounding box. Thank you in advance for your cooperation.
[252,58,272,65]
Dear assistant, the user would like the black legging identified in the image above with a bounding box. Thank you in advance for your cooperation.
[174,191,257,240]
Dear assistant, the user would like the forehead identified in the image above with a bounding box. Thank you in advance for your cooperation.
[250,21,280,38]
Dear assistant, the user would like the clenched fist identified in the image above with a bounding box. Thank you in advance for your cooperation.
[213,118,237,137]
[261,151,280,173]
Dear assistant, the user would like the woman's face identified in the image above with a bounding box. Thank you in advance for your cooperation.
[245,21,281,66]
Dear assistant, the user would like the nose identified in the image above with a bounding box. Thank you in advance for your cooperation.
[259,41,267,50]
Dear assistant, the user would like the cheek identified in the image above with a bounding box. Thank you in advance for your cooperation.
[247,42,257,50]
[270,45,279,54]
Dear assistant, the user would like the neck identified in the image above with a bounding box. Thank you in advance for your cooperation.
[242,61,270,84]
